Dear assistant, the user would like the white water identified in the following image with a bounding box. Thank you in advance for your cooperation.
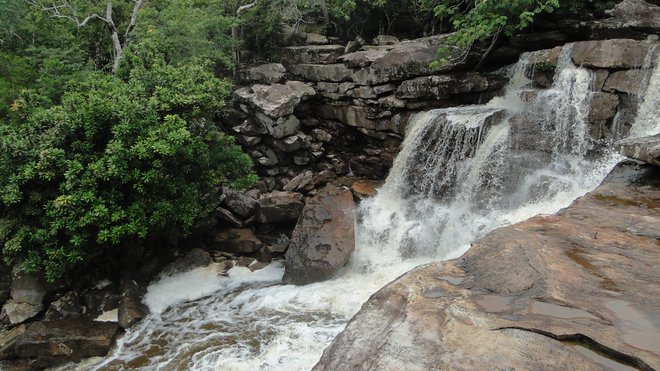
[91,43,660,371]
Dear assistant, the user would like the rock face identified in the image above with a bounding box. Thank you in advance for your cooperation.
[256,191,304,223]
[618,133,660,165]
[571,39,653,69]
[1,267,48,325]
[237,63,287,85]
[283,185,356,285]
[0,319,118,369]
[118,273,149,329]
[314,162,660,370]
[605,0,660,30]
[234,81,315,118]
[212,228,264,254]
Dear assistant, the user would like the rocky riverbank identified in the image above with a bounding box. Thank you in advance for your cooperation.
[314,160,660,370]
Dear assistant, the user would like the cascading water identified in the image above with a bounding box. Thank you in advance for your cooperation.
[88,43,660,371]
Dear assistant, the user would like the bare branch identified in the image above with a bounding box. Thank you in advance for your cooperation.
[236,0,258,16]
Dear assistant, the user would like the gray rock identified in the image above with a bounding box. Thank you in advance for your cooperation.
[281,45,345,65]
[233,119,269,136]
[311,129,332,142]
[270,115,300,139]
[82,287,119,315]
[617,133,660,165]
[212,228,264,254]
[2,267,47,325]
[267,135,302,153]
[223,189,258,219]
[234,81,316,119]
[118,273,149,329]
[345,36,367,53]
[604,0,660,30]
[257,191,304,223]
[283,185,355,285]
[396,73,507,99]
[43,292,82,321]
[236,134,262,147]
[305,33,329,45]
[283,171,314,192]
[372,35,400,46]
[237,63,287,85]
[571,39,652,69]
[289,64,353,83]
[339,49,389,68]
[318,104,379,130]
[604,70,645,94]
[588,92,620,127]
[0,319,118,369]
[159,248,211,278]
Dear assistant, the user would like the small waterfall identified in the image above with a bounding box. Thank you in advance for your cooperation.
[631,47,660,137]
[90,43,659,371]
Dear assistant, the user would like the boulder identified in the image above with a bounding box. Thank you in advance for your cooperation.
[256,191,304,223]
[314,162,660,371]
[2,267,48,325]
[158,248,212,277]
[280,45,346,65]
[372,35,400,46]
[212,228,264,254]
[270,115,300,139]
[570,39,651,69]
[43,292,83,321]
[234,81,316,119]
[305,33,329,45]
[604,0,660,30]
[588,92,620,126]
[283,185,356,285]
[604,70,644,94]
[289,64,353,82]
[350,180,380,200]
[617,133,660,165]
[237,63,286,85]
[396,73,506,99]
[223,189,258,219]
[118,273,149,329]
[0,319,118,369]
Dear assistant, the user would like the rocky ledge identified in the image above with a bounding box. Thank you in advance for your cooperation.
[314,161,659,370]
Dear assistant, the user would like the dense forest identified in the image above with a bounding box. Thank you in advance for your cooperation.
[0,0,622,281]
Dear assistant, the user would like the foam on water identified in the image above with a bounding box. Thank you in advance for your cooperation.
[92,42,660,370]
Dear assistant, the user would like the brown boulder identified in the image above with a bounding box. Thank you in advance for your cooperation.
[283,185,356,285]
[118,272,149,329]
[315,162,660,370]
[256,191,304,224]
[212,228,264,254]
[571,39,652,69]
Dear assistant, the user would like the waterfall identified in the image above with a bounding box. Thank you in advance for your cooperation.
[88,43,659,371]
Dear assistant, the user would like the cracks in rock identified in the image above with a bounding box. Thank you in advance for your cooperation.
[494,326,653,371]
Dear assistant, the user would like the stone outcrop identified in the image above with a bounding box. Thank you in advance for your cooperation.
[118,272,149,329]
[234,81,315,119]
[283,185,356,285]
[237,63,286,85]
[314,162,660,371]
[604,0,660,30]
[256,191,304,223]
[618,133,660,165]
[571,39,654,69]
[1,266,48,325]
[0,319,118,369]
[212,228,264,254]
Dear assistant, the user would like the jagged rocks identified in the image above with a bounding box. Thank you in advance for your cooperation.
[237,63,286,85]
[314,162,660,370]
[289,64,353,82]
[283,185,355,285]
[212,228,264,254]
[570,39,653,69]
[43,292,83,321]
[396,73,507,99]
[256,191,304,223]
[0,319,118,369]
[1,267,48,325]
[234,81,316,118]
[604,0,660,30]
[280,45,345,65]
[118,273,149,329]
[618,133,660,165]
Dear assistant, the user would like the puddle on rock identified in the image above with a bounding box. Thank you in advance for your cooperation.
[531,301,597,319]
[438,275,464,285]
[568,342,638,371]
[605,299,660,353]
[475,295,512,313]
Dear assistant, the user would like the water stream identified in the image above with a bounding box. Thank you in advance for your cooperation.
[89,44,660,370]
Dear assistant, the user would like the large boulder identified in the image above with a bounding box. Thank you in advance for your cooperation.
[314,162,660,370]
[617,133,660,165]
[0,319,118,369]
[212,228,264,254]
[118,272,149,329]
[1,266,48,325]
[223,188,258,219]
[234,81,316,119]
[283,185,356,285]
[237,63,286,85]
[604,0,660,30]
[43,291,83,321]
[396,73,507,99]
[289,64,353,83]
[256,191,304,224]
[280,45,345,65]
[570,39,653,69]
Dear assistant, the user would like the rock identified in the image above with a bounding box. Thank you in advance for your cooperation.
[604,70,644,94]
[0,319,118,369]
[216,206,243,228]
[617,133,660,165]
[256,191,304,223]
[283,185,356,284]
[305,33,329,45]
[289,64,353,82]
[267,135,302,152]
[345,36,367,53]
[314,162,660,371]
[212,228,264,254]
[395,73,506,99]
[350,180,380,200]
[571,39,651,69]
[604,0,660,30]
[233,118,269,136]
[2,267,47,325]
[510,30,569,50]
[234,81,316,119]
[311,129,332,142]
[372,35,400,46]
[588,92,620,126]
[270,115,300,139]
[236,134,261,147]
[283,171,314,192]
[237,63,286,85]
[339,49,389,68]
[0,263,10,306]
[280,45,346,65]
[118,273,149,329]
[318,104,379,131]
[82,286,119,316]
[223,189,258,219]
[43,292,82,321]
[159,248,211,277]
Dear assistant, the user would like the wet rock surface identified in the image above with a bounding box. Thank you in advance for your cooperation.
[283,185,356,285]
[618,133,660,165]
[314,162,660,371]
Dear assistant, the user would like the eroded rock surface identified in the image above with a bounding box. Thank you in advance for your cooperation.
[618,133,660,165]
[283,185,356,284]
[315,162,660,371]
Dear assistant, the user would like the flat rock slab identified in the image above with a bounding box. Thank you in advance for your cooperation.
[315,162,660,371]
[618,133,660,166]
